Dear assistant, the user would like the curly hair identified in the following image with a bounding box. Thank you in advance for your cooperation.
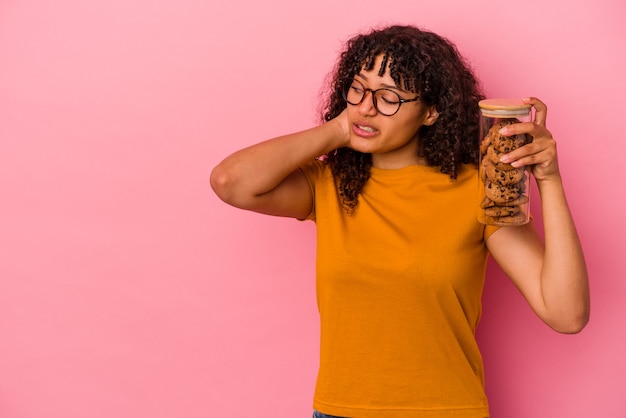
[320,25,484,213]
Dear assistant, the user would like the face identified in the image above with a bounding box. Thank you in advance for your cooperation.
[345,54,438,169]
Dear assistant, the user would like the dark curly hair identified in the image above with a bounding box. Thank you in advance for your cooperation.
[321,25,484,212]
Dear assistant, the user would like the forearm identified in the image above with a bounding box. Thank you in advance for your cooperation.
[211,119,345,201]
[537,175,590,332]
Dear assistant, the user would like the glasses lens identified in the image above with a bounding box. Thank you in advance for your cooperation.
[374,89,401,116]
[343,78,365,105]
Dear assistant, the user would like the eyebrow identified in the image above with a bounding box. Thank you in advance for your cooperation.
[355,73,406,92]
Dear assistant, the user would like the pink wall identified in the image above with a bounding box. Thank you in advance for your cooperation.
[1,0,624,416]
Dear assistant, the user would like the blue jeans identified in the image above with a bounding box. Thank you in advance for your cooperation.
[313,411,345,418]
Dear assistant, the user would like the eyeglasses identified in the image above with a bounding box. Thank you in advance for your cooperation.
[341,78,420,116]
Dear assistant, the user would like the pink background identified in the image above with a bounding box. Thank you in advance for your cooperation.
[1,0,625,417]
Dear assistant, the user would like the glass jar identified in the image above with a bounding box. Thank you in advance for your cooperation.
[477,99,532,226]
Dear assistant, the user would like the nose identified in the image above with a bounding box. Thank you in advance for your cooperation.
[357,90,378,116]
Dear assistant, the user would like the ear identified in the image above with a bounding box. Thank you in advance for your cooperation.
[423,106,439,126]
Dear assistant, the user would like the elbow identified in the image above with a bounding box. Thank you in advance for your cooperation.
[552,318,589,335]
[210,164,236,204]
[210,163,256,209]
[548,307,590,335]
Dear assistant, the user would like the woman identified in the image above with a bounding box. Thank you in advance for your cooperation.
[211,25,589,418]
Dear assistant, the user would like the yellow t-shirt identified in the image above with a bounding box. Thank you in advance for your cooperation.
[301,160,499,418]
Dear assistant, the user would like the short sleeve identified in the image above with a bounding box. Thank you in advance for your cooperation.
[483,212,534,241]
[298,159,328,221]
[483,224,501,241]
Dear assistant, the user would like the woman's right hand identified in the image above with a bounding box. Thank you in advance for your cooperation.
[330,108,351,149]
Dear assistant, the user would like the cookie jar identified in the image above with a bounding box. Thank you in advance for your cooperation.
[477,99,532,226]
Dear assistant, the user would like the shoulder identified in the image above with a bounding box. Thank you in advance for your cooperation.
[300,159,331,184]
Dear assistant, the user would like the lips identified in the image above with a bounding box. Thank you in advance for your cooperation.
[353,121,378,137]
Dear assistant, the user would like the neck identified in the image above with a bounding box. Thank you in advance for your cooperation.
[371,141,425,169]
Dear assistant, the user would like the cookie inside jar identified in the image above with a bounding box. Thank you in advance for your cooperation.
[477,99,532,226]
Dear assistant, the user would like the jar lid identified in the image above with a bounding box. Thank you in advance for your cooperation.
[479,98,531,118]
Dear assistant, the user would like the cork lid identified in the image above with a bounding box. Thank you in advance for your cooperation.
[479,98,531,118]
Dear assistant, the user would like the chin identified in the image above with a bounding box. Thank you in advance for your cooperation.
[349,138,378,154]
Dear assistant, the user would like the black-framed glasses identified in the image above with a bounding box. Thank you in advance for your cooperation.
[340,78,420,116]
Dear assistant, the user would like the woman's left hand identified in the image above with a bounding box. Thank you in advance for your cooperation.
[498,97,560,182]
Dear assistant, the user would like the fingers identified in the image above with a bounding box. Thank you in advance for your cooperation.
[496,98,559,179]
[498,119,549,139]
[500,138,556,169]
[499,137,561,181]
[522,97,547,127]
[334,109,352,147]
